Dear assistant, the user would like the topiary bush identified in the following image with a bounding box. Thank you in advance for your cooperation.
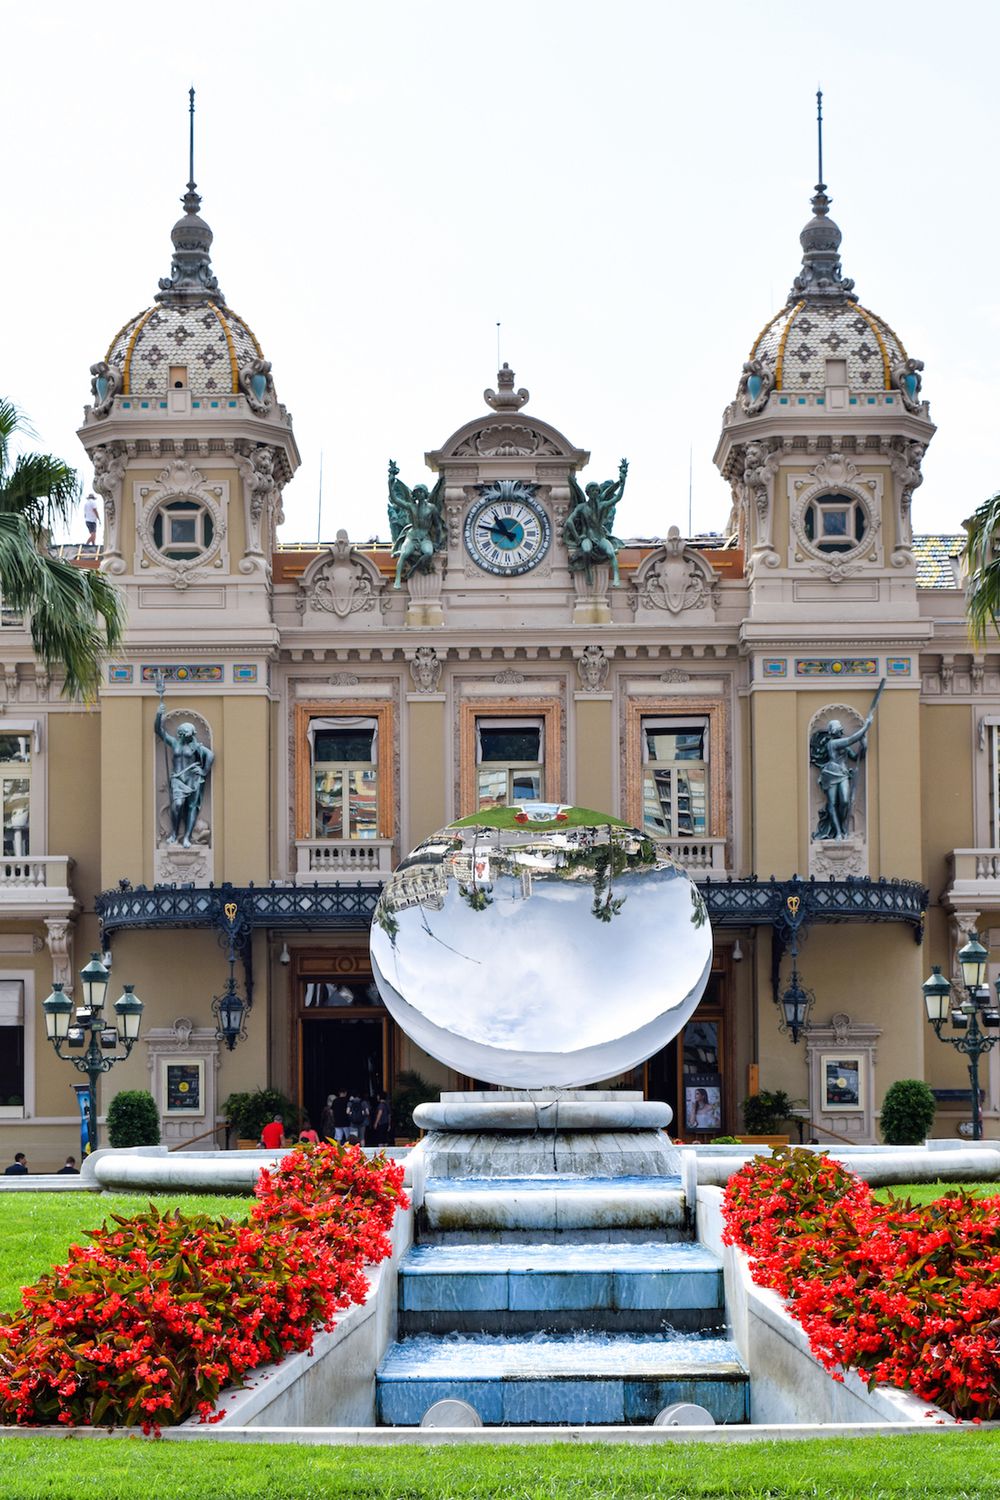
[880,1078,936,1144]
[106,1089,160,1148]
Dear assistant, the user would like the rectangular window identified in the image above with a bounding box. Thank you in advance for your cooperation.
[310,718,378,839]
[0,734,31,856]
[0,981,24,1108]
[642,717,708,839]
[476,717,543,810]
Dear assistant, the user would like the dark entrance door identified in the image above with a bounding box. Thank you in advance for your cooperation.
[300,1014,386,1139]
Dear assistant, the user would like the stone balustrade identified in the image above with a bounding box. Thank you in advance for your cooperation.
[295,839,395,880]
[944,847,1000,907]
[659,837,728,877]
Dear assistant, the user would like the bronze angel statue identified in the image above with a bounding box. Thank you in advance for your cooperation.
[564,459,628,587]
[387,461,447,589]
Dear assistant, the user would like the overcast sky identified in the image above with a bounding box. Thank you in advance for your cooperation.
[3,1,995,544]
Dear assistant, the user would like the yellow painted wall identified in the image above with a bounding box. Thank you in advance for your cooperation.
[575,698,613,814]
[751,692,798,873]
[406,700,446,849]
[99,696,144,888]
[220,695,270,881]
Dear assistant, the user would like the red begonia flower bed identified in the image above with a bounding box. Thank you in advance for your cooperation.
[0,1142,407,1431]
[721,1146,1000,1420]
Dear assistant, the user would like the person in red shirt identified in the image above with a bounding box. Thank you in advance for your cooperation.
[260,1115,285,1149]
[298,1120,319,1145]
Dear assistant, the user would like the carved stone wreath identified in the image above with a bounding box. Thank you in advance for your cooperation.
[135,460,228,589]
[788,454,882,579]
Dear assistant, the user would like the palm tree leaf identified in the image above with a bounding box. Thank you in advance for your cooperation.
[0,453,80,534]
[961,491,1000,643]
[0,513,124,700]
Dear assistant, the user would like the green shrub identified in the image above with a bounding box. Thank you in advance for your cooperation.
[223,1088,298,1142]
[106,1090,160,1148]
[741,1089,795,1134]
[391,1069,438,1139]
[710,1134,742,1145]
[880,1078,936,1145]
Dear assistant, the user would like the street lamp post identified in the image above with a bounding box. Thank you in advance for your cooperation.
[42,953,144,1154]
[922,932,1000,1142]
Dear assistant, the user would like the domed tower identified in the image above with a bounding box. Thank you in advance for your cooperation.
[714,103,934,618]
[79,93,299,588]
[77,96,300,897]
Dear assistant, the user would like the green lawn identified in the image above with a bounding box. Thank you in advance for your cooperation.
[0,1192,250,1315]
[0,1434,998,1499]
[451,806,627,830]
[873,1181,1000,1207]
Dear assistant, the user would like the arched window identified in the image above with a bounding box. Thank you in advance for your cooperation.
[803,492,867,554]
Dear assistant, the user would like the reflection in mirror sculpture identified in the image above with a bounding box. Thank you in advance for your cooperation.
[370,810,713,1088]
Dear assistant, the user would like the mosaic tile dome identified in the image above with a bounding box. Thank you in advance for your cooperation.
[747,298,909,394]
[735,176,924,412]
[106,301,266,399]
[89,163,277,413]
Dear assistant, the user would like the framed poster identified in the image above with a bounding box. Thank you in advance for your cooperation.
[685,1080,722,1132]
[163,1060,204,1114]
[821,1054,863,1111]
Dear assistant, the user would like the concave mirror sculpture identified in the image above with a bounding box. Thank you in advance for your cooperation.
[369,809,713,1088]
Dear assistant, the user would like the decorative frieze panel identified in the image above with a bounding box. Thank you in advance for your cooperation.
[628,528,720,618]
[296,531,387,620]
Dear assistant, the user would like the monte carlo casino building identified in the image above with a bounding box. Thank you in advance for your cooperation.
[2,158,997,1168]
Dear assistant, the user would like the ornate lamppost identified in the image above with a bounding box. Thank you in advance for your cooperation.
[42,953,144,1154]
[922,931,1000,1141]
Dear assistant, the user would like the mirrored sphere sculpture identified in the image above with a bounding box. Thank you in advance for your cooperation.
[369,810,713,1088]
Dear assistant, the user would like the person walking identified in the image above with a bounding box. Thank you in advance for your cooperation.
[259,1114,285,1150]
[83,493,100,548]
[4,1152,27,1175]
[319,1094,335,1140]
[371,1090,392,1146]
[331,1089,350,1142]
[347,1092,370,1146]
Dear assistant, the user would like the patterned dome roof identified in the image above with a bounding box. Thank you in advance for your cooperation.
[88,164,278,417]
[106,301,265,398]
[748,299,909,394]
[735,177,925,415]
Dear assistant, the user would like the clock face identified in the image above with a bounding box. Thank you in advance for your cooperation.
[464,481,551,577]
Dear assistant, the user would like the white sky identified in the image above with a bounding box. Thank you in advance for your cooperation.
[3,1,995,544]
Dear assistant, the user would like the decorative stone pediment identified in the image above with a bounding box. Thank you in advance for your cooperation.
[427,413,589,469]
[296,531,387,619]
[630,528,720,616]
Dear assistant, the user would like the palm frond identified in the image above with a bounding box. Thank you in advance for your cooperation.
[0,399,32,488]
[0,514,124,700]
[0,453,80,534]
[961,491,1000,644]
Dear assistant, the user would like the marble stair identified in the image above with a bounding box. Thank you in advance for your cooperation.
[376,1173,748,1426]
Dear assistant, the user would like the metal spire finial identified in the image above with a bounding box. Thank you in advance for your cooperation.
[188,86,196,192]
[786,90,855,305]
[816,87,824,190]
[155,86,225,306]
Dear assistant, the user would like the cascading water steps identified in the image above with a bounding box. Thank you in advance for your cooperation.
[376,1174,749,1427]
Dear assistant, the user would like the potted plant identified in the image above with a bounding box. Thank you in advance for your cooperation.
[223,1088,298,1149]
[739,1089,796,1147]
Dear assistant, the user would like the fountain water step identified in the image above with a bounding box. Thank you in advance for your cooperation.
[398,1240,724,1334]
[376,1333,749,1426]
[420,1175,688,1238]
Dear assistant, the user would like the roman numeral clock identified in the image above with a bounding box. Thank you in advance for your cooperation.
[463,480,551,577]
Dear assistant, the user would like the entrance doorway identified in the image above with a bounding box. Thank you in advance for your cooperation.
[300,1015,386,1136]
[643,962,731,1135]
[294,958,391,1137]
